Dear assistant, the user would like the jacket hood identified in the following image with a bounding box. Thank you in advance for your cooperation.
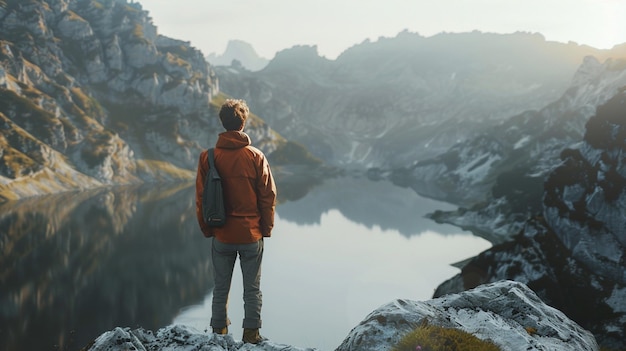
[216,131,251,149]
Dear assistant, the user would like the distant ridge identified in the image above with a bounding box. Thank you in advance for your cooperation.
[217,30,625,168]
[206,39,270,71]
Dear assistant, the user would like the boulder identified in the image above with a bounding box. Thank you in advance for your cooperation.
[336,280,597,351]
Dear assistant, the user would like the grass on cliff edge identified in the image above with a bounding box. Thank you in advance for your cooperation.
[392,322,501,351]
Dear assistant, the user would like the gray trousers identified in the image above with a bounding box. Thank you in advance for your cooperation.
[210,238,264,329]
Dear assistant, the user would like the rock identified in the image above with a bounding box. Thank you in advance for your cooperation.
[86,324,317,351]
[85,281,596,351]
[336,280,598,351]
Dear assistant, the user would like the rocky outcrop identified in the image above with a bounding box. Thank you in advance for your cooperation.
[86,281,598,351]
[434,91,626,350]
[338,281,597,351]
[86,325,315,351]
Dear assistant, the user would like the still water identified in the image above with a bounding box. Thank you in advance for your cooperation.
[0,176,490,351]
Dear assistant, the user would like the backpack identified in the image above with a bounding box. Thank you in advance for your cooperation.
[202,148,226,227]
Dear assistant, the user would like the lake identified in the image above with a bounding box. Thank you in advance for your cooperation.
[0,175,491,351]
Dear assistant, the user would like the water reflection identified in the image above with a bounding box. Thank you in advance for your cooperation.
[0,183,213,351]
[276,176,461,236]
[0,175,490,351]
[174,178,492,350]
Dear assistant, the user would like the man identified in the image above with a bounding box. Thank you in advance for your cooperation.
[195,99,277,344]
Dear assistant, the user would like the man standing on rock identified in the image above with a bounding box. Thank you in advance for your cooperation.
[195,98,277,344]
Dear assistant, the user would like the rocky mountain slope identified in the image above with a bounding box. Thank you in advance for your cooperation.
[413,55,626,242]
[434,91,626,350]
[216,31,622,168]
[0,0,310,201]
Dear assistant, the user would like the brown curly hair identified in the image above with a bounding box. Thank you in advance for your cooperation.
[219,99,249,131]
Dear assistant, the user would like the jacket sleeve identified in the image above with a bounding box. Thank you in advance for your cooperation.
[256,155,277,237]
[195,150,213,237]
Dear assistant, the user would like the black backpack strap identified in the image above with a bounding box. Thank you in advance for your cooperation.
[208,148,220,179]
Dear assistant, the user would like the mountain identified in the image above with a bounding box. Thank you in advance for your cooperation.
[216,30,621,168]
[3,1,625,347]
[433,91,626,350]
[412,55,626,242]
[206,39,270,71]
[0,0,315,201]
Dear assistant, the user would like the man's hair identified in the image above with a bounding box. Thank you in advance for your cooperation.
[219,99,249,131]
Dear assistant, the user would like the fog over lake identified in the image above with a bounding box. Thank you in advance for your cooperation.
[0,176,490,351]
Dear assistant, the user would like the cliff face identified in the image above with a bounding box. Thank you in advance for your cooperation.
[434,91,626,349]
[0,0,205,198]
[544,91,626,284]
[419,56,626,243]
[0,0,298,201]
[0,0,214,199]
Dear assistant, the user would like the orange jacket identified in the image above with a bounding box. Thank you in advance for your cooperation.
[195,131,276,244]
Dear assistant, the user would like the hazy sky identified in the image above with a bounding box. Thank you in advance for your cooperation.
[144,0,625,59]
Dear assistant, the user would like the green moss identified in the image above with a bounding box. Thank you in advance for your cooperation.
[269,140,322,166]
[393,321,501,351]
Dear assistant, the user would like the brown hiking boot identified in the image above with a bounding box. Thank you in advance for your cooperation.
[242,328,265,344]
[212,327,228,335]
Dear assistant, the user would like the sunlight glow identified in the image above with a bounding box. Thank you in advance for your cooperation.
[146,0,625,59]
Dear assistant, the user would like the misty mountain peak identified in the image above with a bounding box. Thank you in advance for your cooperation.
[206,39,269,71]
